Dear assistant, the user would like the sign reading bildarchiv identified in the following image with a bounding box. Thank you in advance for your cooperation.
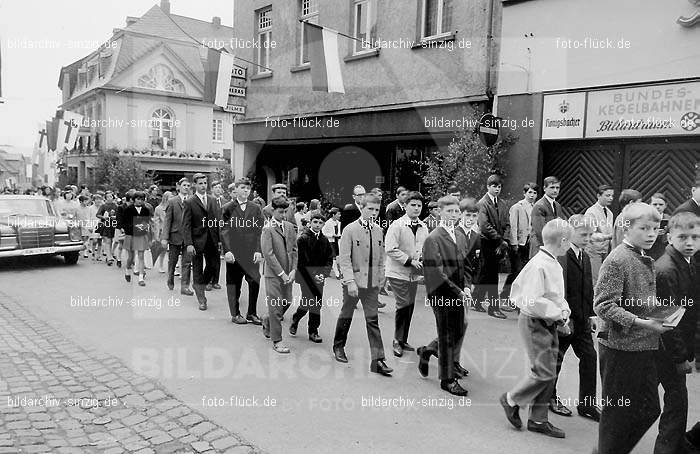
[586,81,700,138]
[541,92,585,140]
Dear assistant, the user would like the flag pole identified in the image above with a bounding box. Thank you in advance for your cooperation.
[299,20,367,46]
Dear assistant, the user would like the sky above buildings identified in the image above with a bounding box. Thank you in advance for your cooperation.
[0,0,233,153]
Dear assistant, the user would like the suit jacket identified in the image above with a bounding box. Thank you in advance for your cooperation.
[423,226,468,302]
[163,195,187,245]
[212,195,227,218]
[423,213,440,233]
[477,194,511,250]
[530,196,563,257]
[220,199,264,266]
[340,203,361,232]
[338,218,386,288]
[459,225,481,287]
[385,200,405,226]
[558,247,593,333]
[297,229,333,286]
[261,220,298,278]
[656,244,699,363]
[673,198,700,217]
[509,199,533,246]
[182,194,220,253]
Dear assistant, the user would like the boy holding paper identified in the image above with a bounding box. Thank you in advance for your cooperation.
[499,218,573,439]
[653,211,700,454]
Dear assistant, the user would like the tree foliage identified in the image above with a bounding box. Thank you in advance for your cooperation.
[94,148,155,195]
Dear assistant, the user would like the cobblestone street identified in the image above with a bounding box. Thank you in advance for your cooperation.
[0,293,260,454]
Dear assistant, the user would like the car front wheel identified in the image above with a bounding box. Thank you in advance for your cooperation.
[63,251,79,265]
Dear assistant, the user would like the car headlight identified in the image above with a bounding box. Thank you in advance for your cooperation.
[69,227,81,241]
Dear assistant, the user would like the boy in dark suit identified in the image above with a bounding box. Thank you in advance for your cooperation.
[261,196,298,354]
[549,214,600,421]
[220,178,265,325]
[472,174,510,319]
[340,185,366,232]
[530,176,563,258]
[182,173,220,310]
[162,178,193,296]
[290,210,333,343]
[653,212,700,454]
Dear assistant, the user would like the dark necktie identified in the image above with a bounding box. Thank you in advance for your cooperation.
[552,202,558,218]
[494,197,498,210]
[367,224,373,288]
[578,249,582,266]
[410,220,419,236]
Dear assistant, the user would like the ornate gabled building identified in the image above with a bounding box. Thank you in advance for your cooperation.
[57,0,234,189]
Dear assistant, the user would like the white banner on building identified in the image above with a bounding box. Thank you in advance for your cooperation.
[541,92,586,140]
[585,81,700,138]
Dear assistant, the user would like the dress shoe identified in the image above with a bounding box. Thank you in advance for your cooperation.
[333,347,348,363]
[527,420,565,438]
[576,405,601,422]
[205,284,213,291]
[231,315,247,325]
[262,317,270,338]
[549,397,572,416]
[401,342,415,352]
[273,342,290,354]
[417,346,430,377]
[180,288,194,296]
[309,333,322,343]
[289,323,298,336]
[198,302,207,311]
[440,379,468,396]
[247,314,262,325]
[377,301,386,309]
[472,302,486,312]
[370,359,393,376]
[124,274,131,282]
[212,283,221,290]
[138,280,145,287]
[167,283,174,291]
[488,308,507,319]
[116,260,122,268]
[392,340,403,357]
[454,363,470,377]
[379,288,389,296]
[499,393,522,429]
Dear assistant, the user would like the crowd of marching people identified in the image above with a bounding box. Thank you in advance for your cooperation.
[20,172,700,453]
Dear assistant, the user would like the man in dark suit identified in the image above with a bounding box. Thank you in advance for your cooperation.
[385,186,409,226]
[206,180,226,291]
[472,174,510,319]
[262,183,296,225]
[221,178,265,325]
[183,173,220,310]
[162,178,193,296]
[340,184,366,232]
[417,195,469,395]
[530,176,563,258]
[550,214,599,420]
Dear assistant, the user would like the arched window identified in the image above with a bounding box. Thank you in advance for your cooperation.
[137,64,185,93]
[151,108,174,145]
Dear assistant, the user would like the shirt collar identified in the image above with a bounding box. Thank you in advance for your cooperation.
[488,193,497,204]
[570,243,581,256]
[622,239,646,256]
[439,220,455,232]
[544,195,556,205]
[271,219,284,229]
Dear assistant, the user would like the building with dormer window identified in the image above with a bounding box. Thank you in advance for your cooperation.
[57,0,234,188]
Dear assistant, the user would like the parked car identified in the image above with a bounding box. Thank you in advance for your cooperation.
[0,195,84,264]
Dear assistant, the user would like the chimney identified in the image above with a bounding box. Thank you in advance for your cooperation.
[125,16,138,27]
[212,16,221,27]
[161,0,170,15]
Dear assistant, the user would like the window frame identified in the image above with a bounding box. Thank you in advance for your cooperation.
[151,108,175,148]
[212,118,224,142]
[256,7,273,74]
[352,0,373,54]
[420,0,452,40]
[299,0,319,65]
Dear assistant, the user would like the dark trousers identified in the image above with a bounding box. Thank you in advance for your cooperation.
[598,345,660,454]
[500,244,529,300]
[191,236,218,303]
[552,329,597,406]
[167,243,191,289]
[333,286,385,361]
[209,243,222,285]
[225,259,260,317]
[292,279,324,335]
[388,278,417,344]
[473,246,500,310]
[653,349,688,454]
[424,302,466,381]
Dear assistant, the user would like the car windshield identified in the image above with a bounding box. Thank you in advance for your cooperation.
[0,199,55,217]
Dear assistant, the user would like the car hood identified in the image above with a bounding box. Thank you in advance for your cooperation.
[0,214,70,233]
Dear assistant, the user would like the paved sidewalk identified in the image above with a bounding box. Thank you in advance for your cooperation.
[0,293,261,454]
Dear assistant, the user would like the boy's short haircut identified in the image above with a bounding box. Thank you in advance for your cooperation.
[396,186,408,196]
[542,218,573,245]
[93,194,103,201]
[296,202,306,211]
[235,177,251,188]
[487,174,502,186]
[459,197,478,213]
[447,184,459,194]
[543,176,560,187]
[523,182,539,193]
[428,201,438,209]
[133,191,146,201]
[308,210,324,222]
[597,184,614,195]
[362,194,381,207]
[621,202,661,228]
[438,195,460,209]
[124,189,136,201]
[178,177,189,185]
[650,192,666,203]
[329,207,340,215]
[211,180,222,188]
[619,189,643,207]
[78,195,88,203]
[271,195,289,210]
[568,214,595,231]
[667,212,700,233]
[192,173,207,184]
[271,183,287,192]
[405,191,423,204]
